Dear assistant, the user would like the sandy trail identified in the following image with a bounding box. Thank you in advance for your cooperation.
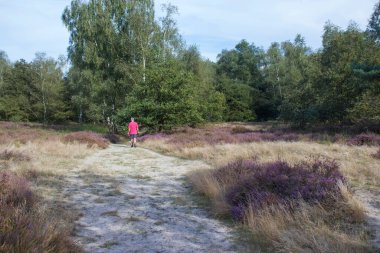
[62,144,255,253]
[355,189,380,251]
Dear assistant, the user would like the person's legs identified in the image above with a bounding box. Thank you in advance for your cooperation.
[130,134,137,147]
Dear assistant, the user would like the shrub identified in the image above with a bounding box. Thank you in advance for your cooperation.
[347,133,380,146]
[0,171,35,209]
[141,127,301,147]
[0,171,82,253]
[103,133,120,144]
[0,149,31,162]
[62,131,109,148]
[231,126,254,134]
[140,133,169,142]
[215,158,345,220]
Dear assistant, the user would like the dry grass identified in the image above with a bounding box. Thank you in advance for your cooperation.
[141,123,380,252]
[0,121,97,252]
[144,140,380,187]
[244,202,371,253]
[62,131,110,149]
[0,170,83,253]
[188,170,230,216]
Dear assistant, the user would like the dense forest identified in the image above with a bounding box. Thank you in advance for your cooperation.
[0,0,379,131]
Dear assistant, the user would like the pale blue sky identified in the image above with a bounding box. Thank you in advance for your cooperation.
[0,0,378,62]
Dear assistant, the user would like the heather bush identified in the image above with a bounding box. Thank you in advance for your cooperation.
[0,171,82,253]
[139,133,169,142]
[216,158,345,220]
[347,133,380,146]
[62,131,109,148]
[0,122,59,145]
[0,171,35,209]
[0,149,31,162]
[231,126,254,134]
[141,126,302,147]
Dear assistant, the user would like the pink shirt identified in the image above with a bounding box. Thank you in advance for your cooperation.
[128,121,139,134]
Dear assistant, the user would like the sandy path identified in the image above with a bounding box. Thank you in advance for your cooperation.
[62,145,255,253]
[355,189,380,251]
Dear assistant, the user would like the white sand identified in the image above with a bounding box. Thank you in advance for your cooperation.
[62,144,256,253]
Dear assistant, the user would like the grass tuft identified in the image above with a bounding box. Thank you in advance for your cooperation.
[347,133,380,146]
[62,131,109,149]
[0,149,31,162]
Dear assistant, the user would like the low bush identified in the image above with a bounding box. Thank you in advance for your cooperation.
[0,171,81,253]
[190,157,372,252]
[103,133,121,144]
[0,171,35,209]
[231,126,254,134]
[213,158,345,220]
[347,133,380,146]
[141,126,301,147]
[62,131,109,148]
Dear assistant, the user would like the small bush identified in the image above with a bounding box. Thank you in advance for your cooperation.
[0,171,35,209]
[215,158,345,220]
[347,133,380,146]
[62,131,109,148]
[231,126,254,134]
[103,133,120,144]
[0,149,31,162]
[140,133,169,142]
[0,171,82,253]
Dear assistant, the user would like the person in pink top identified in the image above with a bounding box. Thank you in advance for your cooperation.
[128,117,139,147]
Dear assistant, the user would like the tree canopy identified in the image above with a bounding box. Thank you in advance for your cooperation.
[1,0,379,131]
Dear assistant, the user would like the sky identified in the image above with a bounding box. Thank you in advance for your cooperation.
[0,0,378,62]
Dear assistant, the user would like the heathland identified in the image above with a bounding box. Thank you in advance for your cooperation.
[1,121,380,252]
[1,0,380,252]
[141,123,380,253]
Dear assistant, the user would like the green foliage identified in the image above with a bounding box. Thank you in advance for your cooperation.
[180,46,226,122]
[217,76,256,121]
[216,40,265,121]
[278,35,321,125]
[0,54,69,123]
[367,1,380,43]
[318,22,380,123]
[349,92,380,122]
[116,61,202,131]
[62,0,184,129]
[0,60,37,121]
[2,1,380,130]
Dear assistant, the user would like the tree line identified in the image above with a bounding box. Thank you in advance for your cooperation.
[0,0,379,131]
